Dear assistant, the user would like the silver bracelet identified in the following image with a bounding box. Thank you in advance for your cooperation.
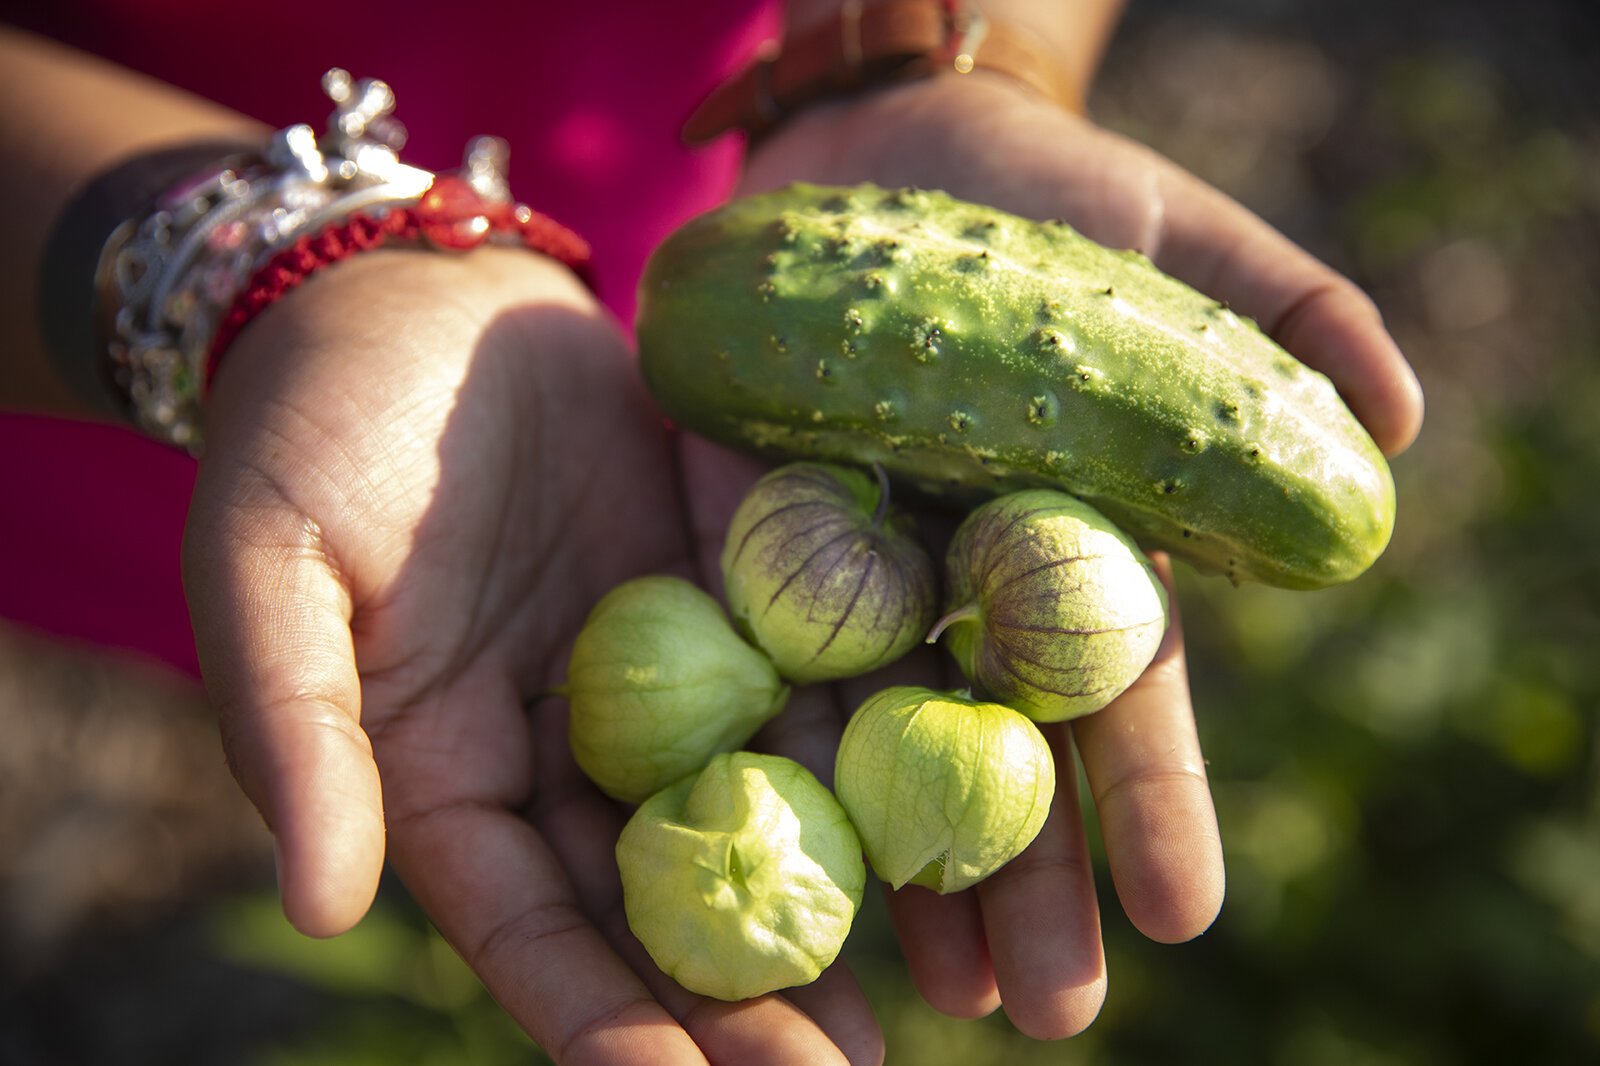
[94,69,589,453]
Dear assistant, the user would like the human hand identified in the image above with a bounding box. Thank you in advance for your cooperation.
[182,247,882,1064]
[740,73,1423,456]
[711,68,1424,1038]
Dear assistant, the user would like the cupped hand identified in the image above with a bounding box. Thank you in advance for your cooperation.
[689,70,1425,1039]
[741,73,1424,456]
[182,247,882,1065]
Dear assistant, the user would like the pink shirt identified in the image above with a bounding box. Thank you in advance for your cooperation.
[0,0,777,673]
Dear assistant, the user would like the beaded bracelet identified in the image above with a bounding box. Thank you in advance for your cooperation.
[206,137,592,372]
[89,69,590,453]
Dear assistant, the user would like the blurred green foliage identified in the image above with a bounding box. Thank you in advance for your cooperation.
[206,892,550,1066]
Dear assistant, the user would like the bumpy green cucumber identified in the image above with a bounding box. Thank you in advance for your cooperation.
[637,182,1395,589]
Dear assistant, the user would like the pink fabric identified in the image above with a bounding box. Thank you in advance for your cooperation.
[0,1,778,673]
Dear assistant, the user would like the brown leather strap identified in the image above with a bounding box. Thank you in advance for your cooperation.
[683,0,1082,145]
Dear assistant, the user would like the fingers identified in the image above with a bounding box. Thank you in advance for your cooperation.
[671,976,877,1066]
[182,480,385,939]
[386,791,712,1066]
[1149,158,1425,456]
[1071,555,1224,943]
[886,556,1212,1037]
[876,726,1108,1040]
[782,966,887,1066]
[837,649,1005,1020]
[884,883,1001,1018]
[848,646,1106,1035]
[975,724,1107,1039]
[743,687,887,1064]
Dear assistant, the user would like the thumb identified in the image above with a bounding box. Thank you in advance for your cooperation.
[183,475,385,938]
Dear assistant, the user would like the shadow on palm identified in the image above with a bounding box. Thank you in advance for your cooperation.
[356,296,881,1063]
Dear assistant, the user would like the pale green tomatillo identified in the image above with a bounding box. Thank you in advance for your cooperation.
[833,685,1055,894]
[563,576,788,803]
[616,751,866,1001]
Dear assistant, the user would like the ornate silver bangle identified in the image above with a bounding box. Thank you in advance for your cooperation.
[93,69,583,454]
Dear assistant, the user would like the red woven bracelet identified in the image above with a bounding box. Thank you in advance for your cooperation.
[94,69,595,453]
[206,173,591,382]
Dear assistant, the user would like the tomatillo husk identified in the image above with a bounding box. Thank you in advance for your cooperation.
[721,462,937,684]
[563,576,788,803]
[933,489,1167,722]
[616,751,866,1000]
[833,685,1055,894]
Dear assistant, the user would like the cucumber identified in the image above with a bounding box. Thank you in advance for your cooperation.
[636,182,1395,589]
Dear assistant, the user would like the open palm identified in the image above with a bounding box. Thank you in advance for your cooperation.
[179,71,1422,1065]
[183,247,879,1065]
[706,70,1424,1037]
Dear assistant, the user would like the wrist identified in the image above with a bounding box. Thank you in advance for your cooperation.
[220,243,597,375]
[52,69,589,455]
[951,0,1127,102]
[688,0,1125,145]
[1,27,268,416]
[38,139,266,421]
[781,0,1125,101]
[738,64,1091,200]
[203,244,602,459]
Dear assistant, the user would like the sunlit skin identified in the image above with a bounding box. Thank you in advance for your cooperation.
[709,68,1422,1043]
[183,71,1421,1062]
[3,14,1423,1065]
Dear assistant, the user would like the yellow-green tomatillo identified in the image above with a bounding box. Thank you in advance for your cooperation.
[616,751,866,1001]
[833,686,1055,894]
[562,576,788,803]
[931,489,1168,722]
[721,462,937,684]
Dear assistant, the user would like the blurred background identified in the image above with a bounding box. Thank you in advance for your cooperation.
[3,0,1597,1062]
